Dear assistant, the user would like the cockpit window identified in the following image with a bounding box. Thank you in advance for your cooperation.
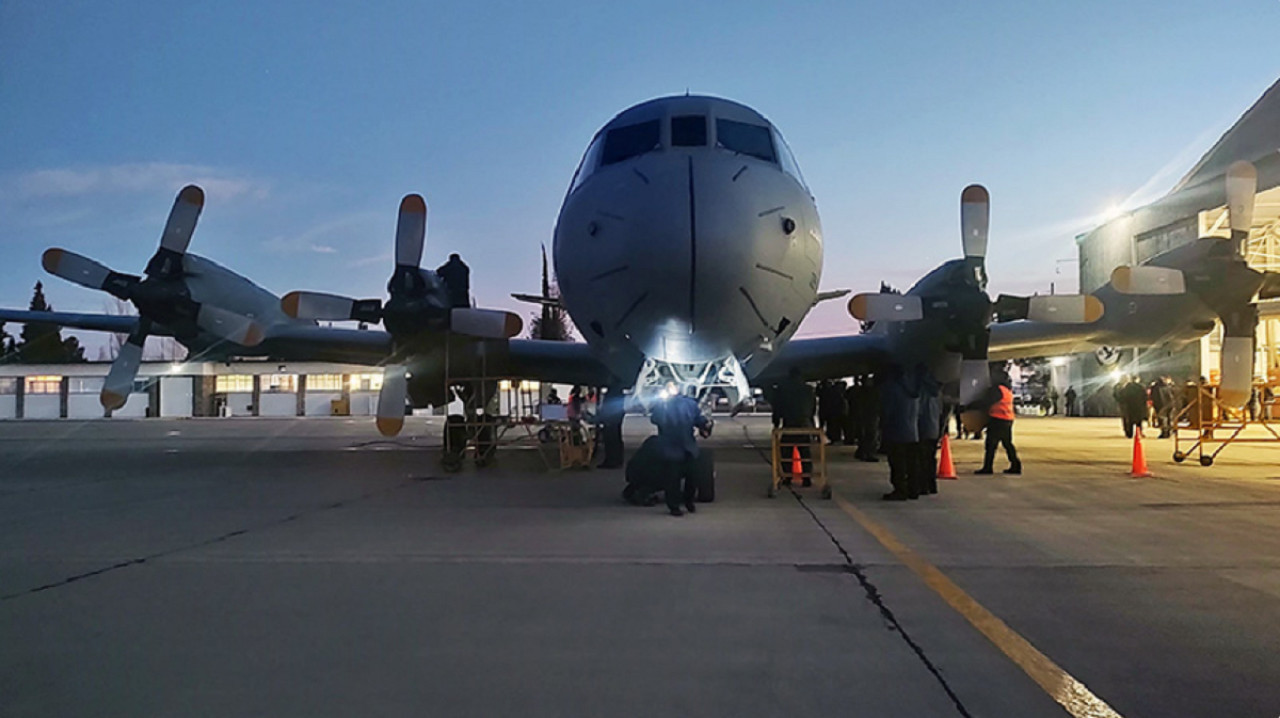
[671,115,707,147]
[601,120,661,166]
[773,128,808,190]
[568,133,605,194]
[715,119,776,164]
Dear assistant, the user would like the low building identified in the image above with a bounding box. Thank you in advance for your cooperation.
[0,361,392,420]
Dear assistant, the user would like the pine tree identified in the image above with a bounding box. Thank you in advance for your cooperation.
[15,281,86,363]
[528,245,574,341]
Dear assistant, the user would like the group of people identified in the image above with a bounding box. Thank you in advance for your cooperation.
[776,375,881,463]
[768,364,1022,501]
[546,385,628,468]
[1112,375,1180,439]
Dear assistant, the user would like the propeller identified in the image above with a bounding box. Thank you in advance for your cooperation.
[41,185,265,411]
[847,184,1104,407]
[1110,161,1273,408]
[280,194,524,436]
[281,195,522,341]
[375,365,408,437]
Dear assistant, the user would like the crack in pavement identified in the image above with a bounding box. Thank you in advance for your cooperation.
[741,424,973,718]
[0,477,426,602]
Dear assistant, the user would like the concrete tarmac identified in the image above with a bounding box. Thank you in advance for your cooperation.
[1,415,1277,717]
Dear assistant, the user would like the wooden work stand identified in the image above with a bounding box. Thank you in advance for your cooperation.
[769,427,831,499]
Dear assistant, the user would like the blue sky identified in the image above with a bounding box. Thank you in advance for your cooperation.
[2,0,1278,351]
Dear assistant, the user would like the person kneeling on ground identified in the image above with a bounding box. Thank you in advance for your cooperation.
[649,384,712,516]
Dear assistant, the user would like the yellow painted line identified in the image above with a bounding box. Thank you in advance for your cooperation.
[832,493,1124,718]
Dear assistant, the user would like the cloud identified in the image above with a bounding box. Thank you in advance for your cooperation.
[6,163,271,203]
[262,211,384,256]
[352,252,393,267]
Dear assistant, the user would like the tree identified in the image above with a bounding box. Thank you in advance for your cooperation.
[528,245,575,341]
[13,282,87,364]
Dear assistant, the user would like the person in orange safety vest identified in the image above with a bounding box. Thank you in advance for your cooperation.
[973,369,1021,475]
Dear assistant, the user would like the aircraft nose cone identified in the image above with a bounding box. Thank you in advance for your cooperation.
[555,155,706,362]
[555,153,821,367]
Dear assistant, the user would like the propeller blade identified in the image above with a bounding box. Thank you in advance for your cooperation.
[957,326,991,407]
[196,305,265,346]
[395,194,427,268]
[959,359,991,407]
[847,293,923,322]
[1218,304,1258,408]
[450,308,524,339]
[102,321,149,411]
[159,184,205,255]
[42,248,115,291]
[1259,273,1280,301]
[375,365,408,437]
[281,291,365,321]
[1018,295,1104,323]
[1219,335,1255,409]
[960,184,990,261]
[1110,265,1186,295]
[1226,160,1257,246]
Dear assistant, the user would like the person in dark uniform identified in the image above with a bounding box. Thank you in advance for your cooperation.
[974,368,1020,474]
[1064,386,1078,417]
[842,379,861,446]
[855,374,881,462]
[598,386,626,468]
[436,253,471,308]
[774,367,817,485]
[1117,375,1148,438]
[916,367,942,496]
[880,365,920,500]
[817,380,847,445]
[649,385,712,516]
[1149,376,1176,438]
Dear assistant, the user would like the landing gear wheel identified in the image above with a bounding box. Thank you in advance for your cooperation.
[1173,451,1186,463]
[821,486,832,500]
[1199,455,1214,467]
[767,485,776,499]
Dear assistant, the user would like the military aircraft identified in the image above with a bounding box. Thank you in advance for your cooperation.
[273,96,1104,429]
[3,93,1255,434]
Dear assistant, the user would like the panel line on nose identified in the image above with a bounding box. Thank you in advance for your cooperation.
[614,291,650,330]
[687,156,698,335]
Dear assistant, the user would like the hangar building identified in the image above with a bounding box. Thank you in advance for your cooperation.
[1062,77,1280,414]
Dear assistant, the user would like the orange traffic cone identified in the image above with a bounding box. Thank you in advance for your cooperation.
[937,434,957,480]
[1130,430,1153,478]
[791,445,803,481]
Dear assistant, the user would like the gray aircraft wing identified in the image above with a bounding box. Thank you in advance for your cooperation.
[753,333,893,383]
[0,308,396,365]
[255,324,394,365]
[988,322,1107,361]
[504,339,617,386]
[0,309,165,336]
